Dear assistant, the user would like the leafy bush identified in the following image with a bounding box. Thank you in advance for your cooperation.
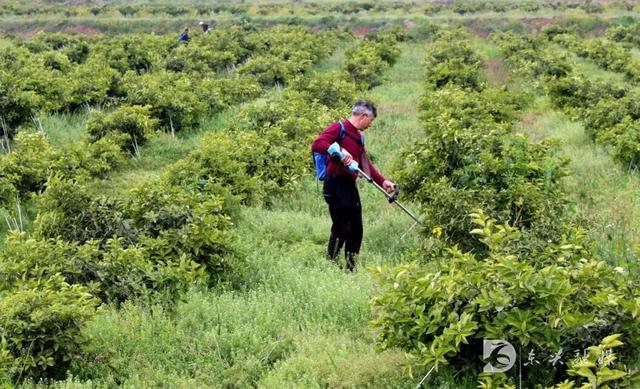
[33,177,241,289]
[344,42,390,90]
[237,54,295,87]
[0,132,54,208]
[395,84,566,255]
[424,29,483,91]
[0,276,98,382]
[54,134,127,179]
[371,212,640,387]
[122,70,208,133]
[0,70,40,137]
[0,132,124,210]
[86,105,158,152]
[65,58,119,111]
[548,334,640,388]
[289,70,357,111]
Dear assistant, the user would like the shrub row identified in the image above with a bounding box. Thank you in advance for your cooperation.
[494,31,640,168]
[553,32,640,82]
[1,25,342,138]
[165,71,359,205]
[0,132,125,210]
[394,29,570,256]
[161,33,401,206]
[0,1,632,19]
[606,22,640,47]
[372,211,640,388]
[373,30,640,388]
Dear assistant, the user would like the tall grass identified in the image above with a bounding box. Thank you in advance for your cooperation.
[516,97,640,272]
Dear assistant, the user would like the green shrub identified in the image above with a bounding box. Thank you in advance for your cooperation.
[0,132,54,208]
[548,334,640,388]
[33,177,242,289]
[86,105,158,152]
[395,86,566,254]
[289,70,356,111]
[424,29,483,91]
[237,54,294,87]
[122,70,208,133]
[163,132,264,205]
[55,134,127,180]
[0,276,98,382]
[200,75,263,109]
[371,212,640,387]
[91,34,170,74]
[65,58,119,111]
[0,70,40,137]
[344,41,390,90]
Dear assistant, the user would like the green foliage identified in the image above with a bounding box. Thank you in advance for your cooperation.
[91,34,170,74]
[122,70,208,133]
[237,26,336,87]
[606,23,640,47]
[65,58,118,111]
[424,29,483,91]
[548,334,640,389]
[0,70,39,137]
[371,211,640,385]
[86,105,158,152]
[0,275,98,382]
[344,32,401,90]
[492,32,572,87]
[0,132,55,208]
[396,31,568,255]
[0,132,124,209]
[496,29,640,171]
[32,177,241,290]
[289,71,356,111]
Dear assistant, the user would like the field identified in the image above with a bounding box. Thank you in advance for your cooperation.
[2,1,640,388]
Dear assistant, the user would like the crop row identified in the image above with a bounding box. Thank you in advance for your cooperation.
[372,28,640,388]
[494,30,640,169]
[0,29,402,384]
[0,1,632,19]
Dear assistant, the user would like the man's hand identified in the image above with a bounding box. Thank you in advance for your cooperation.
[341,148,353,166]
[382,180,395,193]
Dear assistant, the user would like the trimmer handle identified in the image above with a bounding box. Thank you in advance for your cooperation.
[388,184,400,203]
[328,142,359,173]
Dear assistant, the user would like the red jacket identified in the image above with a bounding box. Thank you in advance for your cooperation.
[311,119,386,186]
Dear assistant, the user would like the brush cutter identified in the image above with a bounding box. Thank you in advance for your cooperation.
[328,142,422,237]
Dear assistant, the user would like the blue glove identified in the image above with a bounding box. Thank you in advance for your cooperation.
[346,160,359,173]
[328,142,342,159]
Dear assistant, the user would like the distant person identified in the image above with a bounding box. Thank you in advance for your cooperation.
[178,28,190,43]
[199,21,210,33]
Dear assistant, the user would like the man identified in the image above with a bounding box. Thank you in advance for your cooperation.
[178,28,190,43]
[311,100,395,272]
[199,21,210,33]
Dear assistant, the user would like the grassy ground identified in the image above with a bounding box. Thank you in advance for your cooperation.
[18,42,435,389]
[517,97,640,272]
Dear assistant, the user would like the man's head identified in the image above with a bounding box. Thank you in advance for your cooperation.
[348,100,377,130]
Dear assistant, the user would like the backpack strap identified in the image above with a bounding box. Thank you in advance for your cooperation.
[337,120,364,145]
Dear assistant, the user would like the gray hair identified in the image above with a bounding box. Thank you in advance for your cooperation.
[351,100,377,118]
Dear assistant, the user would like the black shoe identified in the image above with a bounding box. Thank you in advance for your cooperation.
[345,252,358,273]
[327,234,344,264]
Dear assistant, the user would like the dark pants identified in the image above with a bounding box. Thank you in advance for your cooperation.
[323,175,362,271]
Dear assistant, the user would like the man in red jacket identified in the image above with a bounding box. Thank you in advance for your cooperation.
[311,100,395,272]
